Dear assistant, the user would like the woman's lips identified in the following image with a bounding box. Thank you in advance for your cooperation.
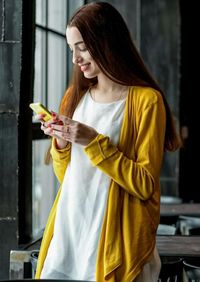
[80,64,90,72]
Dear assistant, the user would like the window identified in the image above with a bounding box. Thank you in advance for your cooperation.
[32,0,84,237]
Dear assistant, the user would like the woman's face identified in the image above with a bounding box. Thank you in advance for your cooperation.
[66,26,101,79]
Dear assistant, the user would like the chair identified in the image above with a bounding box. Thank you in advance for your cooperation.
[30,250,39,277]
[188,227,200,235]
[177,216,200,235]
[183,258,200,281]
[158,256,183,282]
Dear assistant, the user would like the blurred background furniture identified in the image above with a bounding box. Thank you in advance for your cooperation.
[9,250,33,279]
[160,204,200,218]
[158,256,183,281]
[161,196,183,205]
[157,236,200,257]
[160,203,200,235]
[183,257,200,281]
[157,224,177,236]
[30,251,39,278]
[177,216,200,235]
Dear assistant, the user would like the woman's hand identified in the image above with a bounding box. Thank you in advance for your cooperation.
[35,113,68,149]
[49,114,98,146]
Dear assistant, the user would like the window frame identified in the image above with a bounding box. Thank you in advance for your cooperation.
[19,0,84,244]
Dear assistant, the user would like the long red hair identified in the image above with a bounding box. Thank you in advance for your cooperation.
[59,2,181,151]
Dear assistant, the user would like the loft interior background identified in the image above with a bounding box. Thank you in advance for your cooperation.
[0,0,199,279]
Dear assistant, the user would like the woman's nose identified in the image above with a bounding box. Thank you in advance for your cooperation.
[72,51,82,64]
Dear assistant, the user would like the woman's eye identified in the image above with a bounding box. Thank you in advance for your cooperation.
[79,46,87,52]
[68,45,87,53]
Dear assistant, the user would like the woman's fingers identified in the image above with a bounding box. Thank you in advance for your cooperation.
[40,113,98,145]
[41,123,63,139]
[34,113,46,122]
[49,124,69,132]
[52,129,70,141]
[57,115,75,125]
[50,120,98,146]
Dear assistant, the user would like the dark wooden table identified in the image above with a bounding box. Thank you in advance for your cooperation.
[157,235,200,257]
[159,204,200,258]
[160,204,200,217]
[160,203,200,226]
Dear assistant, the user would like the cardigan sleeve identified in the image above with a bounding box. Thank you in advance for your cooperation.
[84,98,166,200]
[50,138,71,183]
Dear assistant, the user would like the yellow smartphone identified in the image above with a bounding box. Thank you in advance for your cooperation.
[29,102,52,122]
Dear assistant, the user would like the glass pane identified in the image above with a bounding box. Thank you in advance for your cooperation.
[34,28,46,105]
[32,139,59,237]
[36,0,46,26]
[47,34,67,112]
[68,0,84,18]
[48,0,67,33]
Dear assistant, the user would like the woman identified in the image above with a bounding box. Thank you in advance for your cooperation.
[35,2,181,281]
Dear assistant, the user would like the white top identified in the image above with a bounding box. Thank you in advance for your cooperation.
[41,91,126,280]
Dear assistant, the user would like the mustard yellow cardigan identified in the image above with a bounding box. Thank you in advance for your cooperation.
[35,86,166,281]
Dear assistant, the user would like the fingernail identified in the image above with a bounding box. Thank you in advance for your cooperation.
[51,111,57,117]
